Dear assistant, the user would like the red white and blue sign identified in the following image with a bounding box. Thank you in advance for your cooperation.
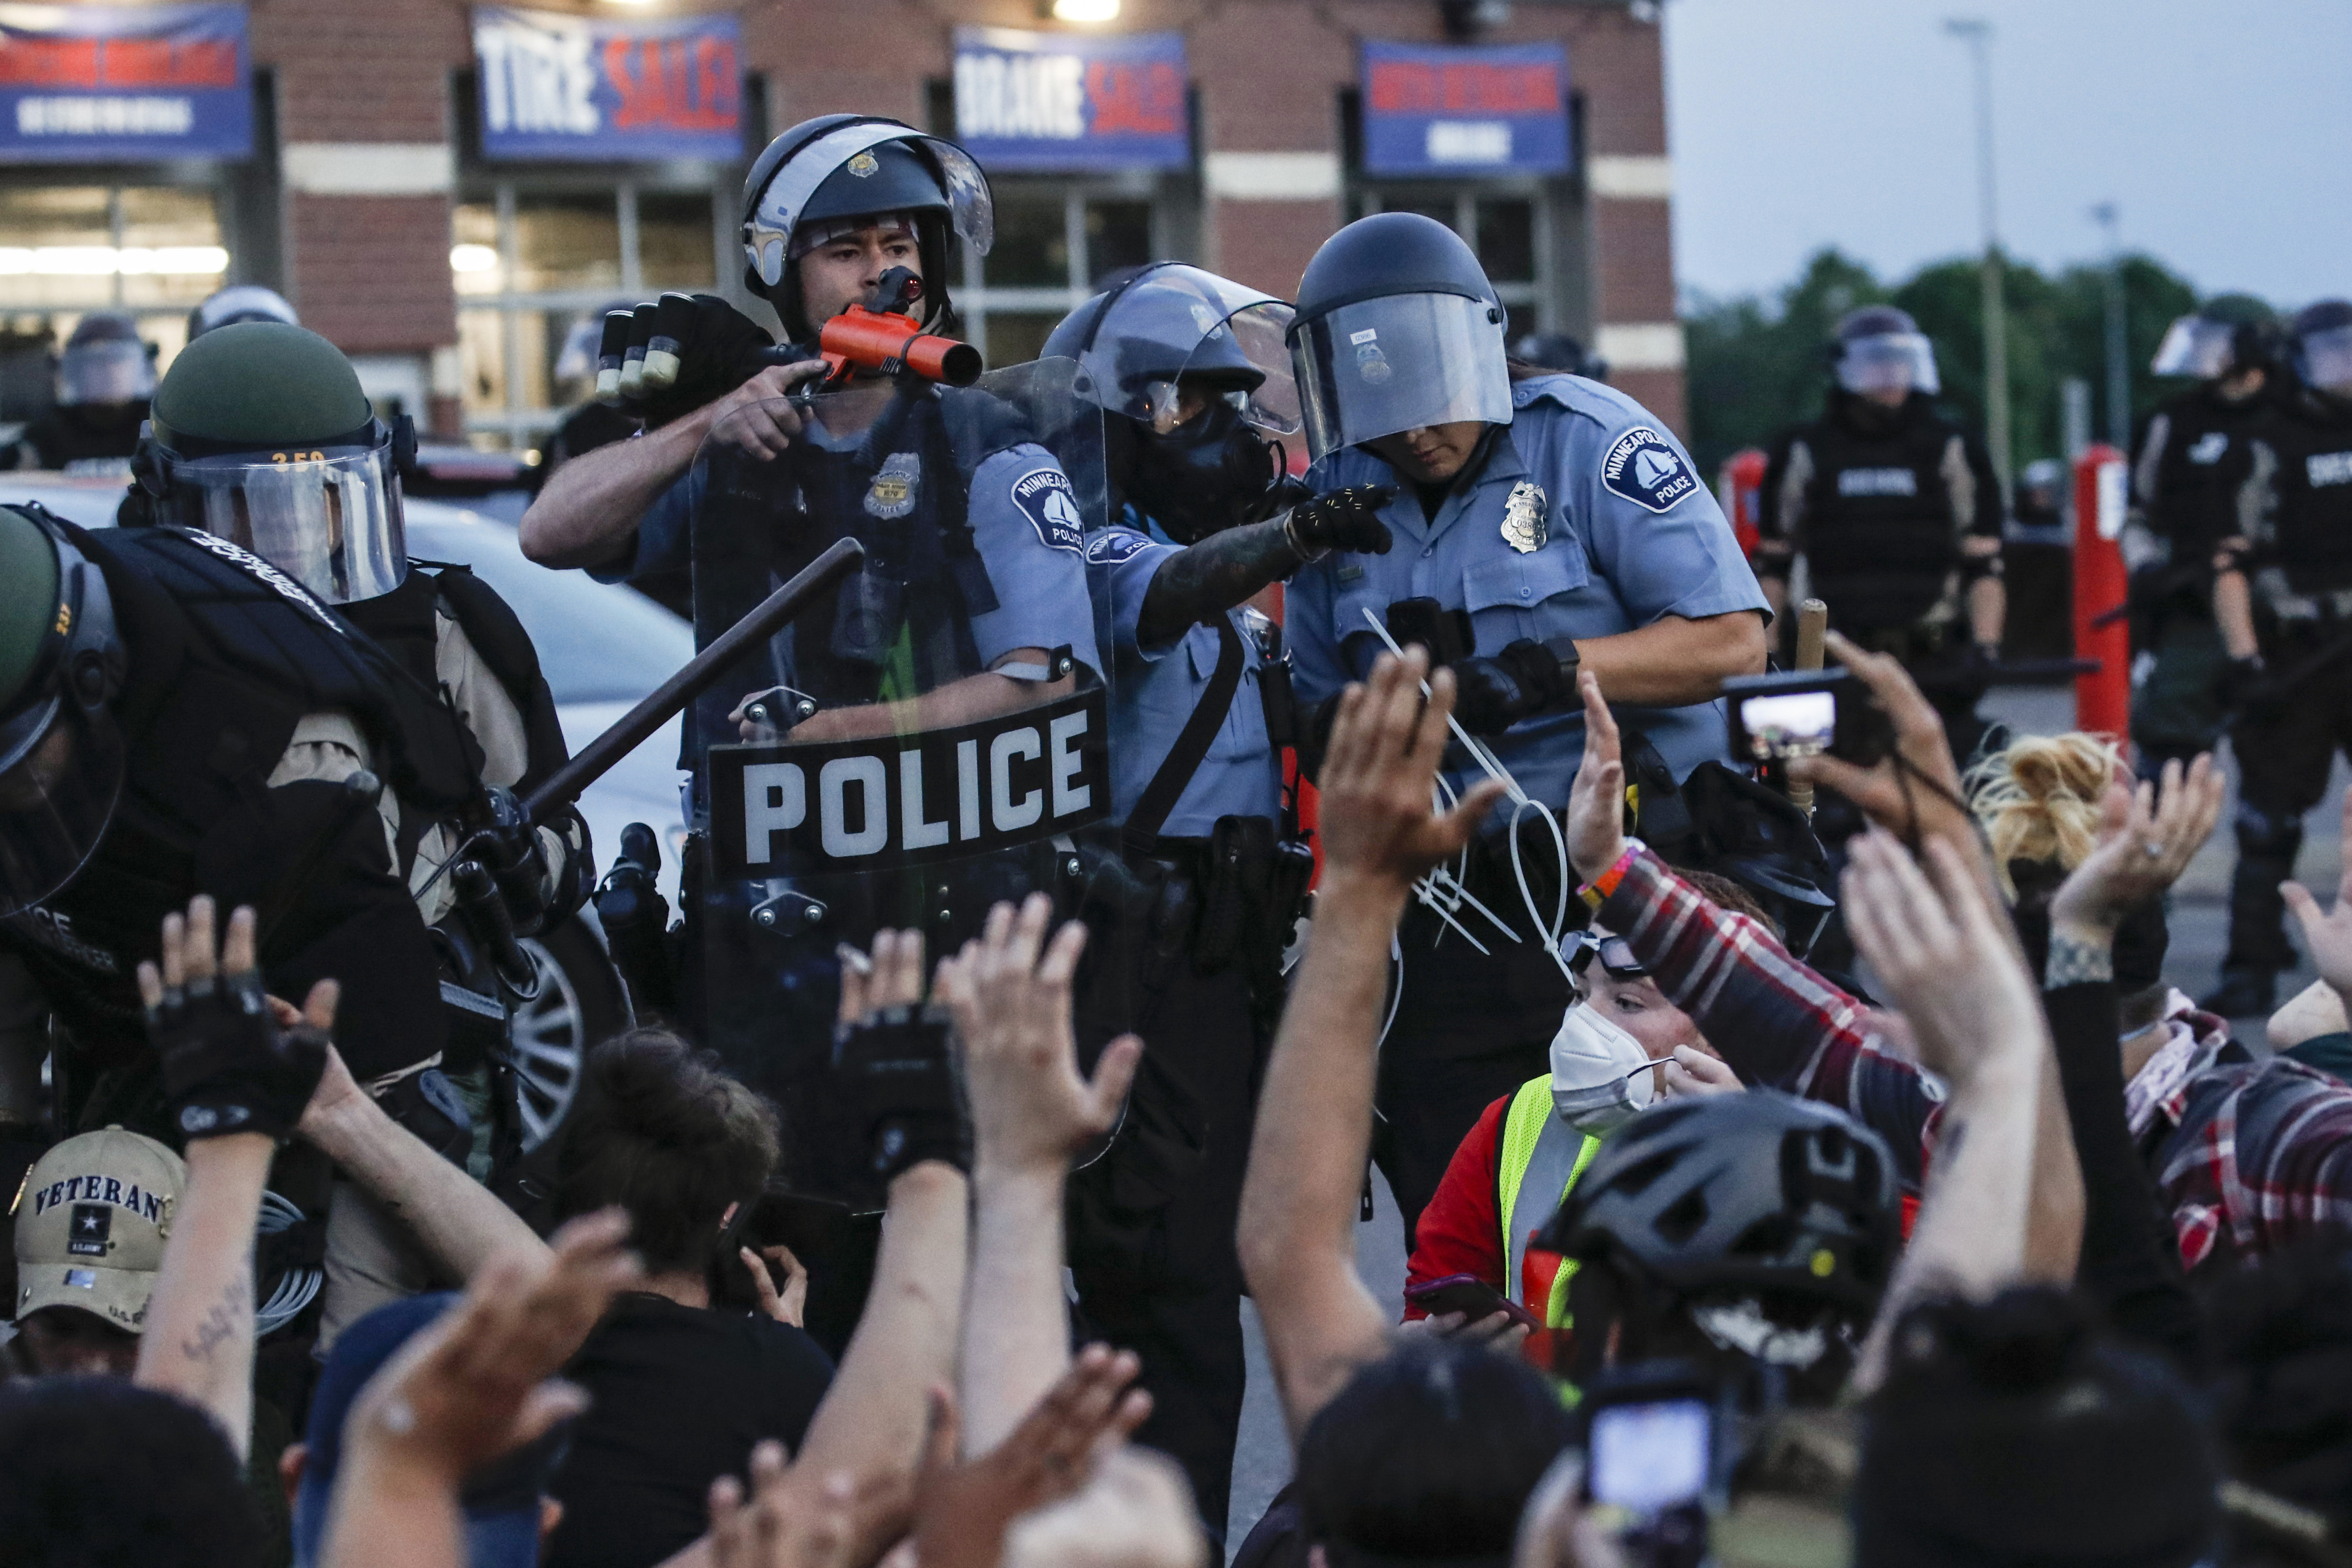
[953,26,1188,173]
[474,5,741,162]
[1360,40,1569,177]
[0,4,251,162]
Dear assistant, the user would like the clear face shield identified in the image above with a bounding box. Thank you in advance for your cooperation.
[1078,267,1301,437]
[1833,332,1939,398]
[2300,325,2352,396]
[745,123,994,292]
[2150,315,2238,380]
[1291,291,1513,462]
[157,438,409,605]
[57,338,156,407]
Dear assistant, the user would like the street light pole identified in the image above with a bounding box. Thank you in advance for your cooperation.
[2091,201,2130,450]
[1944,18,2009,493]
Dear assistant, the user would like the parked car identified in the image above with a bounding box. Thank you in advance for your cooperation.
[1,474,693,1147]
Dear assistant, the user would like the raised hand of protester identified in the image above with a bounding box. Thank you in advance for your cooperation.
[934,896,1140,1177]
[2048,755,2225,940]
[2282,788,2352,1005]
[1317,648,1508,899]
[1565,670,1629,880]
[838,928,929,1027]
[833,928,967,1179]
[911,1345,1153,1568]
[741,1243,809,1329]
[1285,484,1396,557]
[706,1441,903,1568]
[1840,830,2044,1086]
[137,895,332,1144]
[1784,631,1976,861]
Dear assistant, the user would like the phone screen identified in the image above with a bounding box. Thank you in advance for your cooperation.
[1587,1399,1711,1512]
[1737,689,1837,761]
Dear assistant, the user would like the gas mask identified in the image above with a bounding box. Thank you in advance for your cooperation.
[1130,396,1284,544]
[1549,1002,1655,1136]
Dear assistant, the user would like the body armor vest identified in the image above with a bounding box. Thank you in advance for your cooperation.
[1794,395,1966,632]
[1,522,480,1067]
[2258,393,2352,599]
[2144,386,2261,547]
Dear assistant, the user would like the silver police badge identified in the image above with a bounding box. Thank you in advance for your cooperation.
[1501,480,1548,553]
[865,452,919,519]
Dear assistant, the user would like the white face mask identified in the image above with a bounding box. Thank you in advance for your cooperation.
[1549,1002,1655,1135]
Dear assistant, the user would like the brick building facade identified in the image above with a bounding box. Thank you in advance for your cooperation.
[0,0,1686,447]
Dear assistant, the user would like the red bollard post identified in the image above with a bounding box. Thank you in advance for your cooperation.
[1717,446,1767,562]
[2073,444,2131,740]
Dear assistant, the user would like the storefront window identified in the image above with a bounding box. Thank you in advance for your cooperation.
[959,179,1175,372]
[453,180,720,449]
[0,183,229,377]
[1352,187,1551,342]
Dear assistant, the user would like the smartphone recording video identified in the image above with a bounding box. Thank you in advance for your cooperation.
[1736,689,1837,761]
[1721,669,1892,768]
[1587,1398,1712,1513]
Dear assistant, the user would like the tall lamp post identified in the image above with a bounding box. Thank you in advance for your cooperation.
[1944,17,2009,493]
[2091,201,2130,449]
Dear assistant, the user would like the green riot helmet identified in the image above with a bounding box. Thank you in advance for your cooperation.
[133,321,415,605]
[0,503,127,917]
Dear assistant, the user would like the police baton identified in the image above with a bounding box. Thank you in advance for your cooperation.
[1788,599,1828,816]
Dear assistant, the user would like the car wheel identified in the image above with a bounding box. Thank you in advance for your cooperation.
[510,916,632,1151]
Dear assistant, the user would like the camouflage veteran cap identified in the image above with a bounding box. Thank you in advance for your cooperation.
[11,1127,186,1331]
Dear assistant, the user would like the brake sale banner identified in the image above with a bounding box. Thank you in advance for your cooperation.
[1360,40,1569,176]
[953,26,1188,173]
[0,4,251,162]
[474,5,741,161]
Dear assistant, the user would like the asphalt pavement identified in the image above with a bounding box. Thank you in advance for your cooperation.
[1217,681,2352,1553]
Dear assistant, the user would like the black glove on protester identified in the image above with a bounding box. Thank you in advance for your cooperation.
[1285,484,1397,558]
[603,292,778,429]
[149,967,329,1143]
[1451,637,1579,736]
[836,1004,969,1179]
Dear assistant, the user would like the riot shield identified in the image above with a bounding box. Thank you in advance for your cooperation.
[686,358,1126,1207]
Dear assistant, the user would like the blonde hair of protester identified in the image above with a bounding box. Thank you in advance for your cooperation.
[1965,732,2125,895]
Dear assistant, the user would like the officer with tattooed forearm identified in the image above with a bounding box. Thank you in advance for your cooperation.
[1042,265,1387,1538]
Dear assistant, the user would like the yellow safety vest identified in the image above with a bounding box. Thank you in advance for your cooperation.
[1495,1074,1604,1330]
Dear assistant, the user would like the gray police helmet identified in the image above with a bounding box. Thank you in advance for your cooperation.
[187,284,298,342]
[1043,263,1300,436]
[2293,299,2352,395]
[1287,212,1511,462]
[1831,305,1938,398]
[740,116,993,297]
[56,312,155,407]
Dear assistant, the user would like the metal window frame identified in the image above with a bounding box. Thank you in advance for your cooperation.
[1352,181,1556,332]
[957,170,1170,365]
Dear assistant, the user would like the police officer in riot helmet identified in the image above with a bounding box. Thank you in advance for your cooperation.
[2124,294,2278,779]
[1510,331,1608,382]
[1756,306,2007,763]
[2203,300,2352,1018]
[186,283,299,341]
[0,313,156,475]
[1282,212,1768,1245]
[1041,262,1392,1531]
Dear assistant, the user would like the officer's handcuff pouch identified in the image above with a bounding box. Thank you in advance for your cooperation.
[376,1064,475,1167]
[1386,597,1475,667]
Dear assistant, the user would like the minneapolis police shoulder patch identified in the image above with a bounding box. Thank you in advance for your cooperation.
[1084,528,1153,566]
[1010,467,1085,553]
[1600,425,1699,514]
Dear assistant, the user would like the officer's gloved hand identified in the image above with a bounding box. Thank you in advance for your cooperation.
[139,897,330,1144]
[836,1004,969,1179]
[604,292,777,429]
[1285,484,1398,558]
[2221,654,2288,725]
[478,784,560,938]
[1450,638,1577,736]
[1954,640,2002,699]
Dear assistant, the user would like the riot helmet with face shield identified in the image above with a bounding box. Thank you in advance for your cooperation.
[131,322,414,605]
[1045,263,1302,541]
[2149,293,2276,381]
[2291,299,2352,399]
[0,503,127,918]
[186,284,299,342]
[1829,306,1940,399]
[739,116,994,345]
[56,312,156,408]
[1288,212,1514,463]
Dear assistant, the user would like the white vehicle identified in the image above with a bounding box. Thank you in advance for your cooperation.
[4,474,692,1147]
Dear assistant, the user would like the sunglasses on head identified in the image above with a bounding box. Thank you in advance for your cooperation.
[1568,933,1648,981]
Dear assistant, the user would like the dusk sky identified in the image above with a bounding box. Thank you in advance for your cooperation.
[1662,0,2352,311]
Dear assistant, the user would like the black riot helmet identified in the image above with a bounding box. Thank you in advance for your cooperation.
[56,311,156,408]
[1537,1091,1899,1394]
[1044,262,1302,541]
[1668,762,1838,958]
[2150,293,2277,382]
[2291,299,2352,398]
[1829,305,1939,398]
[0,502,128,918]
[739,115,994,345]
[1288,212,1512,462]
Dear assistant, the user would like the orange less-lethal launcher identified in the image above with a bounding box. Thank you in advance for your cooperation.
[800,267,982,390]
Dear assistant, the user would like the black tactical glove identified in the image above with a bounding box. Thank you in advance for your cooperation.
[477,785,560,939]
[1449,637,1580,736]
[835,1005,969,1179]
[1285,484,1397,558]
[2221,654,2288,725]
[1953,640,2002,700]
[149,965,329,1144]
[603,292,778,429]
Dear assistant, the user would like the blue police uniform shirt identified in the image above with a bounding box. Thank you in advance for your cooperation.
[601,428,1102,681]
[1287,374,1768,808]
[1085,517,1282,837]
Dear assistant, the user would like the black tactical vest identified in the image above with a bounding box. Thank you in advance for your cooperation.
[0,522,481,1069]
[2261,393,2352,598]
[2140,385,2264,550]
[1792,395,1967,632]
